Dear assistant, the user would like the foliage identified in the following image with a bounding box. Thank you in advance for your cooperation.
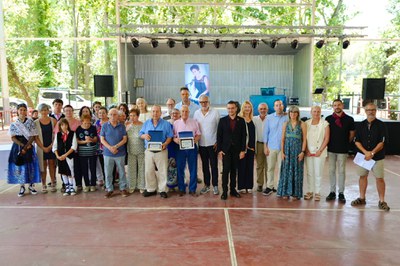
[3,0,117,107]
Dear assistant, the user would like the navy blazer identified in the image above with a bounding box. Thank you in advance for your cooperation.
[217,115,247,154]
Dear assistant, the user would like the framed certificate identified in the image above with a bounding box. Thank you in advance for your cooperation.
[179,131,194,150]
[180,138,194,150]
[148,130,163,151]
[148,142,162,151]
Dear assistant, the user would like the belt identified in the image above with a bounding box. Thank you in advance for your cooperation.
[150,150,161,153]
[257,141,264,144]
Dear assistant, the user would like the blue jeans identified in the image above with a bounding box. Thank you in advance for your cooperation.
[176,146,198,193]
[104,155,127,192]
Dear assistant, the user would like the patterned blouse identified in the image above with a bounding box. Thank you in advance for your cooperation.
[127,124,145,155]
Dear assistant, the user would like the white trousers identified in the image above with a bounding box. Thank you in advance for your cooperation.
[305,156,326,194]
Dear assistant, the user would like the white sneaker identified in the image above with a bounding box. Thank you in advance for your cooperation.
[213,186,219,195]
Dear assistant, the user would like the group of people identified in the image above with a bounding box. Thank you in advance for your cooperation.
[7,89,390,211]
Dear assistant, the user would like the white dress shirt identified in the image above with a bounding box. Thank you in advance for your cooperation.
[193,107,220,147]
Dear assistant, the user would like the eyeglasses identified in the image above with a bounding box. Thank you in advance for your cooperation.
[199,101,208,104]
[365,109,377,112]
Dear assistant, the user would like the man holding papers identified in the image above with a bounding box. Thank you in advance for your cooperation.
[140,105,173,198]
[173,105,201,196]
[351,102,390,211]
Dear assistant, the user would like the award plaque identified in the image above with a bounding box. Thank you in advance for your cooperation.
[148,130,163,151]
[179,131,194,150]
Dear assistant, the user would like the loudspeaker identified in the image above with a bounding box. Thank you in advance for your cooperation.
[362,78,385,100]
[94,75,114,97]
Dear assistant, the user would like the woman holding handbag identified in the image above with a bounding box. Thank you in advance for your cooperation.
[8,103,41,197]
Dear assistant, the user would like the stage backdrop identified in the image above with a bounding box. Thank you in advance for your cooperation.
[130,54,296,105]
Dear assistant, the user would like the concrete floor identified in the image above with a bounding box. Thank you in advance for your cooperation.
[0,154,399,266]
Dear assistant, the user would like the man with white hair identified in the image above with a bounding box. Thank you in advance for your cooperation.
[252,102,268,192]
[173,105,201,196]
[100,108,128,198]
[140,105,173,198]
[194,95,220,195]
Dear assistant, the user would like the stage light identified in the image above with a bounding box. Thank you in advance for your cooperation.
[290,39,298,49]
[270,39,278,48]
[183,38,190,48]
[131,38,139,48]
[214,39,221,48]
[150,39,159,48]
[232,39,240,48]
[197,39,205,48]
[342,40,350,49]
[250,39,258,49]
[167,39,175,48]
[315,40,324,49]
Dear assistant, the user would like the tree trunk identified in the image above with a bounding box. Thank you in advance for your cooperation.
[103,9,111,74]
[7,59,35,108]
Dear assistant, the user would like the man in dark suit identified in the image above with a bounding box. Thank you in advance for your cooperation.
[217,100,247,200]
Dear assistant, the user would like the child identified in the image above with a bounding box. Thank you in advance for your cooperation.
[53,118,77,196]
[76,114,98,192]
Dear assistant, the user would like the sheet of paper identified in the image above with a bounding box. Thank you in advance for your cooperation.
[353,152,375,171]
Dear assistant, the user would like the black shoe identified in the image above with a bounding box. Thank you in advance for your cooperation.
[189,191,198,197]
[257,186,263,192]
[221,192,227,200]
[28,184,38,195]
[230,190,241,198]
[143,190,157,197]
[272,188,277,193]
[18,186,25,197]
[326,192,336,201]
[178,190,186,197]
[262,188,273,196]
[338,193,346,204]
[160,192,168,198]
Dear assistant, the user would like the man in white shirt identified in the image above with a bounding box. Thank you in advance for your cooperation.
[252,103,268,192]
[193,95,220,195]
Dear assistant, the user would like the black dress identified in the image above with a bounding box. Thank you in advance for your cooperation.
[40,121,56,160]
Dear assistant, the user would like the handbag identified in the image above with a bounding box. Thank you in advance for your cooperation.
[15,152,25,166]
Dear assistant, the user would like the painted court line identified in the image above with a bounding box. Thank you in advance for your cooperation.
[224,209,238,266]
[0,205,396,212]
[385,168,400,177]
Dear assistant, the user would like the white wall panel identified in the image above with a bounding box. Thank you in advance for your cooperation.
[132,54,294,105]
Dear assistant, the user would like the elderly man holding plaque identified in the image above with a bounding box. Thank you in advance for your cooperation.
[139,105,173,198]
[173,105,201,196]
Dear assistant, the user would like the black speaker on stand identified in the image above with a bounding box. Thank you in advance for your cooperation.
[362,78,385,100]
[94,75,114,106]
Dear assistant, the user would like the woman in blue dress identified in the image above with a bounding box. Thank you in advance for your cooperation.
[277,105,307,200]
[8,103,41,197]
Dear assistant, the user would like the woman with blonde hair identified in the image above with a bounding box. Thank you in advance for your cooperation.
[136,97,152,122]
[304,106,330,201]
[277,105,307,200]
[237,100,256,193]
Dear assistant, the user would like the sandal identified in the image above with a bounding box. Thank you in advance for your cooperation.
[314,193,321,201]
[42,185,48,193]
[304,192,313,200]
[351,198,366,206]
[378,201,390,211]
